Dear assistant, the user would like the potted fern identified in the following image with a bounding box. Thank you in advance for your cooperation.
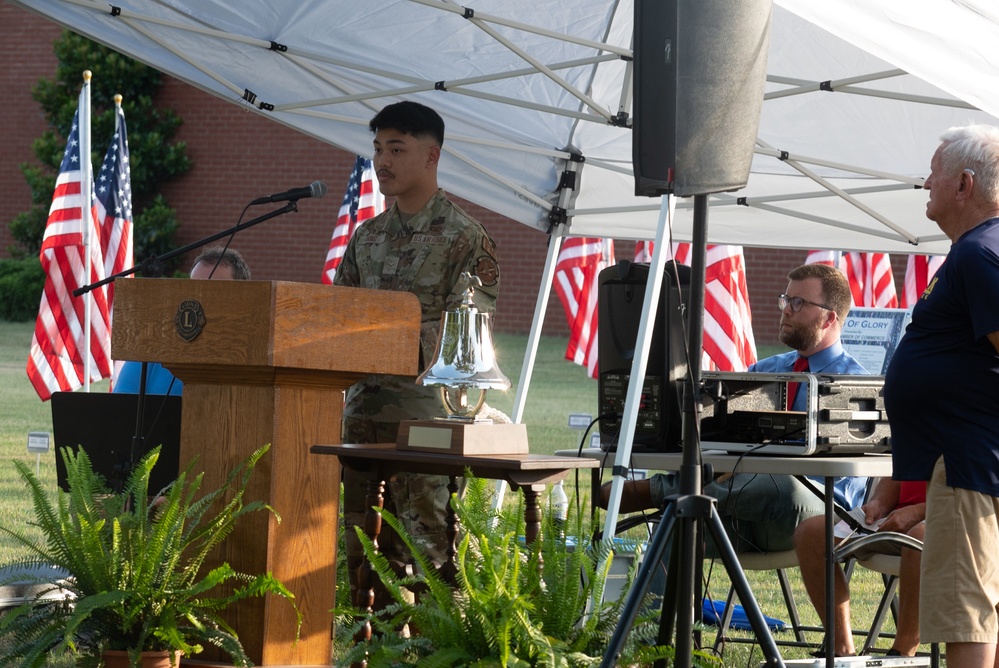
[0,443,299,668]
[336,475,682,667]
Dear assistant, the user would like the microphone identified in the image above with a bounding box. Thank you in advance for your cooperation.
[250,180,327,205]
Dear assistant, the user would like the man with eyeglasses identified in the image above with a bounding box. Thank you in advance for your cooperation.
[600,263,868,556]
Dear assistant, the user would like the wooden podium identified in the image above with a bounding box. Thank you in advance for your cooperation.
[112,278,421,666]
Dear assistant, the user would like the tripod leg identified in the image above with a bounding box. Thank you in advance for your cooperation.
[600,503,678,668]
[673,514,700,668]
[704,504,785,667]
[657,532,682,657]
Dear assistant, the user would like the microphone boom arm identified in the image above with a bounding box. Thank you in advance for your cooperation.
[74,201,297,297]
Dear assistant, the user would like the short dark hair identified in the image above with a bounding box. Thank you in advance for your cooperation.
[369,101,445,147]
[787,263,852,321]
[192,246,251,280]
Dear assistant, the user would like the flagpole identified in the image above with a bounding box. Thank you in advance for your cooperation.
[80,70,93,392]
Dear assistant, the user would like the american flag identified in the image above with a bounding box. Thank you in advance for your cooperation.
[26,105,113,401]
[861,253,899,308]
[93,102,133,307]
[805,249,866,305]
[634,240,654,263]
[842,252,867,306]
[804,249,846,272]
[901,254,945,307]
[672,243,757,371]
[321,155,384,284]
[554,236,612,378]
[807,250,898,307]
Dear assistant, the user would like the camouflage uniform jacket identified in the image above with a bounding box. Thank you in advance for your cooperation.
[333,189,500,428]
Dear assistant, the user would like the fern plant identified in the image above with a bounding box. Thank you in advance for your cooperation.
[336,474,680,667]
[0,444,299,667]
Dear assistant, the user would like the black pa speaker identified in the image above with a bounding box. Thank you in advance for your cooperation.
[632,0,773,197]
[598,261,690,452]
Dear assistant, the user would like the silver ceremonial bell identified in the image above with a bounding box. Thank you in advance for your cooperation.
[417,272,511,419]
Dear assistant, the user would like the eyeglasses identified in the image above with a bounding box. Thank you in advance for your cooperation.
[778,293,833,313]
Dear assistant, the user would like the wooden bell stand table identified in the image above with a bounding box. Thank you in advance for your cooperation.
[309,442,599,650]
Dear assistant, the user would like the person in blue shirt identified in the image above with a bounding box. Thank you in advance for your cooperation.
[113,247,251,396]
[884,125,999,668]
[599,263,866,555]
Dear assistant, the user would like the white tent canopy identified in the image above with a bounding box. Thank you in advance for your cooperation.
[12,0,999,255]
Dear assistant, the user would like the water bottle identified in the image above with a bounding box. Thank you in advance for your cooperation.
[551,480,569,538]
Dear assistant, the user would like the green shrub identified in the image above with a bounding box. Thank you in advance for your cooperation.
[132,194,183,276]
[335,474,705,667]
[0,257,45,322]
[0,445,299,667]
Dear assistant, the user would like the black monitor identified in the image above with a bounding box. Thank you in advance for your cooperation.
[50,391,182,494]
[597,261,690,452]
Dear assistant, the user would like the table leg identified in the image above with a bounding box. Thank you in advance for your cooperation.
[825,476,835,668]
[438,476,461,586]
[523,484,543,546]
[354,476,385,648]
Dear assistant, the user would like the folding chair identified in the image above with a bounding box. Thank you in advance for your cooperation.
[834,531,940,668]
[711,549,824,653]
[711,476,886,654]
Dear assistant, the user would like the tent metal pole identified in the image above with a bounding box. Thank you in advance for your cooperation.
[753,143,924,182]
[747,202,919,241]
[444,147,556,212]
[598,194,675,549]
[488,230,561,513]
[510,233,564,428]
[455,15,614,121]
[767,166,916,242]
[768,71,978,109]
[493,150,582,512]
[409,0,633,57]
[770,67,907,91]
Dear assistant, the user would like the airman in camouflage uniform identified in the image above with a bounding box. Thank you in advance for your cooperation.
[332,101,500,607]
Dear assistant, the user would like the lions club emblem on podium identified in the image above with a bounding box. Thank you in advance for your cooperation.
[175,300,206,342]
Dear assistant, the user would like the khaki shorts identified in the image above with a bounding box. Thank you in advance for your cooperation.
[920,457,999,644]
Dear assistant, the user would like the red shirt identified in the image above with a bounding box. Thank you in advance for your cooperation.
[898,480,927,507]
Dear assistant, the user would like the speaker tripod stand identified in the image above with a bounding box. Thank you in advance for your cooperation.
[599,195,785,668]
[598,447,784,668]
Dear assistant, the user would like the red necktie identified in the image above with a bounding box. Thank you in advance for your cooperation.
[788,356,809,410]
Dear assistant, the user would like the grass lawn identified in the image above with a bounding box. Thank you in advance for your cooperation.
[0,320,929,665]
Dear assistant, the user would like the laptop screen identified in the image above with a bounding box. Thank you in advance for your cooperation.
[50,391,182,494]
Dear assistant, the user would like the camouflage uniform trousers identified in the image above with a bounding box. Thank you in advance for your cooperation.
[341,414,452,609]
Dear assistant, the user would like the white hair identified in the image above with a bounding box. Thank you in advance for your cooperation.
[938,125,999,202]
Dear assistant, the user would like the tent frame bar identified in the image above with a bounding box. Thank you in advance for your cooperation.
[768,71,978,109]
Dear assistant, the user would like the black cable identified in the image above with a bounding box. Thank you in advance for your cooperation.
[128,200,252,487]
[592,416,668,545]
[718,443,782,552]
[202,202,252,278]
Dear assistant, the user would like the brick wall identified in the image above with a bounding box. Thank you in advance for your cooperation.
[0,7,913,349]
[0,6,61,255]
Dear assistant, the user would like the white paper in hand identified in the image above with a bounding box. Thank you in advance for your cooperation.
[835,506,887,539]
